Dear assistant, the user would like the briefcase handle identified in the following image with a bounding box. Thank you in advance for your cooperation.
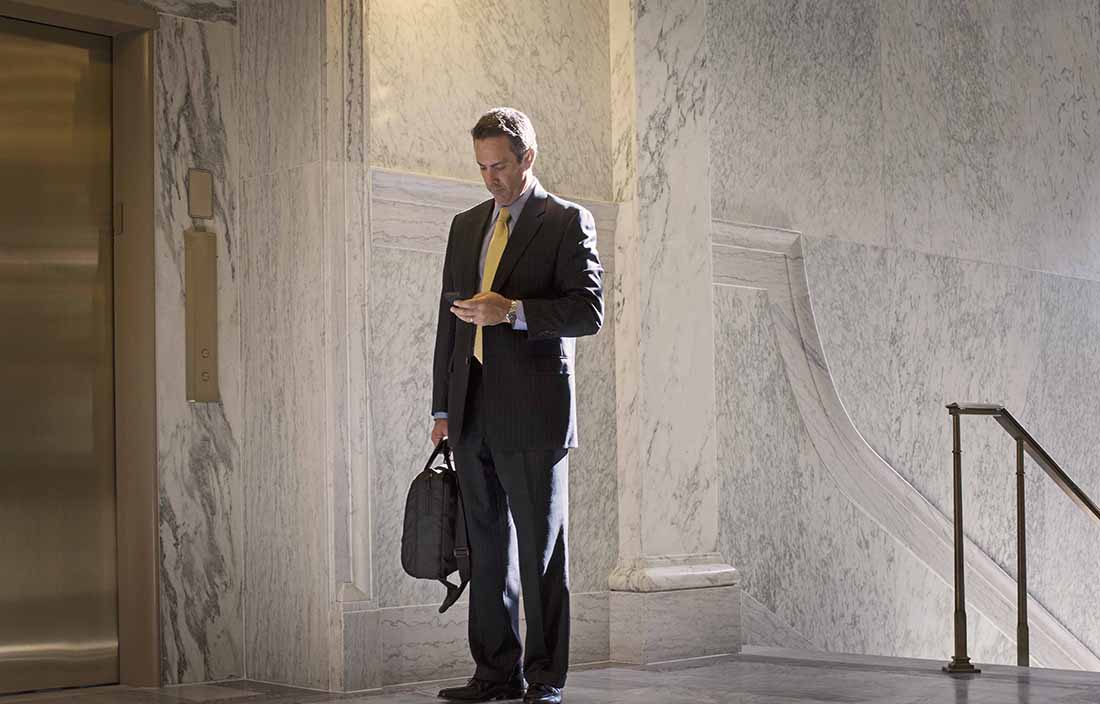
[422,438,453,473]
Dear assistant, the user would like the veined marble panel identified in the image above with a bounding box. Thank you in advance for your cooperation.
[1024,276,1100,659]
[712,231,1098,669]
[570,284,618,595]
[241,164,333,688]
[882,0,1100,278]
[368,245,450,610]
[712,244,788,291]
[708,0,884,245]
[322,0,366,164]
[628,0,717,558]
[880,0,1013,265]
[740,592,813,650]
[988,1,1100,280]
[343,610,382,692]
[610,587,740,664]
[369,0,612,201]
[609,0,636,203]
[369,243,617,607]
[136,0,236,23]
[239,0,322,178]
[804,237,1042,573]
[712,219,800,256]
[715,285,957,660]
[153,14,242,684]
[370,169,618,271]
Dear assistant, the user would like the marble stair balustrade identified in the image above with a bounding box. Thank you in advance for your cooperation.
[711,219,1100,670]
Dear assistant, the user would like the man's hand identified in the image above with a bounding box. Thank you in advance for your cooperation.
[431,418,448,445]
[451,292,511,326]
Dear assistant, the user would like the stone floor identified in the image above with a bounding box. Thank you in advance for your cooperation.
[4,648,1100,704]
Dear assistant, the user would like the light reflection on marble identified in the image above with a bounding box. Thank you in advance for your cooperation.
[713,1,1100,280]
[239,0,322,179]
[240,164,333,689]
[369,0,612,201]
[615,0,719,560]
[153,13,242,684]
[708,0,884,245]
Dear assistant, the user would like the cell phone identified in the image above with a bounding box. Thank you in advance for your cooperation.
[443,291,465,304]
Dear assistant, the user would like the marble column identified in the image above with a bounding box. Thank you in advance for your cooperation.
[608,0,739,664]
[239,0,367,689]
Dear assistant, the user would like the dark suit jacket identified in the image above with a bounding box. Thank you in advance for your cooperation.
[432,182,604,450]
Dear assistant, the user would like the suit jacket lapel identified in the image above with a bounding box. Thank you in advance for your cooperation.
[461,199,495,296]
[490,183,547,291]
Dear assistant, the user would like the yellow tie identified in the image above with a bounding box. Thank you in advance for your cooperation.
[474,207,510,363]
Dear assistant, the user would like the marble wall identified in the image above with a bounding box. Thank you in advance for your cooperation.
[238,0,368,689]
[369,0,612,202]
[710,0,1100,275]
[709,0,1100,667]
[153,9,242,685]
[137,0,237,24]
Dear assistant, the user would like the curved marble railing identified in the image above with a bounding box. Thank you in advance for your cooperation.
[711,219,1100,671]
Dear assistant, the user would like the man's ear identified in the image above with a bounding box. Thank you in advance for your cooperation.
[523,148,536,170]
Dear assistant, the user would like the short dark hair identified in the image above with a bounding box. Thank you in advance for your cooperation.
[470,108,537,163]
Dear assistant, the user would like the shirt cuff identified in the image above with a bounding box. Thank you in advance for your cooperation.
[432,411,448,420]
[511,300,528,331]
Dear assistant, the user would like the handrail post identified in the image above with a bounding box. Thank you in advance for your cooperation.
[1017,438,1029,667]
[945,410,980,674]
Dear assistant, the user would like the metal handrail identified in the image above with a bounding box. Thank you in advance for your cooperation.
[943,402,1100,675]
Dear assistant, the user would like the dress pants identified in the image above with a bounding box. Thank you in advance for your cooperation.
[452,359,570,688]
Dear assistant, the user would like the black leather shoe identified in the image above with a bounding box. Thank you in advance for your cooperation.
[438,676,526,702]
[524,683,562,704]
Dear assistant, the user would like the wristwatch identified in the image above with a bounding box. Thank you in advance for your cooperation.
[504,299,519,325]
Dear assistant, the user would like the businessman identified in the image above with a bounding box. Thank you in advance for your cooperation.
[430,108,603,704]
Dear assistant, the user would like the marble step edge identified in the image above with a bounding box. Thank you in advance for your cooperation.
[608,554,739,592]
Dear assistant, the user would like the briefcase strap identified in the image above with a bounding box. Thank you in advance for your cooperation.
[439,477,472,614]
[423,438,453,473]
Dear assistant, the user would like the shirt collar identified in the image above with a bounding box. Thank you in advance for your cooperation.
[492,176,538,225]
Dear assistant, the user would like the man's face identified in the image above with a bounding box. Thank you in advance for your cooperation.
[474,136,534,205]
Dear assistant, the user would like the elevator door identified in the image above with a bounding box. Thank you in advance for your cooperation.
[0,16,118,694]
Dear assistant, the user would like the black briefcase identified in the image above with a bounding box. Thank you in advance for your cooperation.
[400,438,470,613]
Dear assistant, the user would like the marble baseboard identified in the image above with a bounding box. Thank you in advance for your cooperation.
[609,586,741,664]
[342,593,610,690]
[740,591,814,650]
